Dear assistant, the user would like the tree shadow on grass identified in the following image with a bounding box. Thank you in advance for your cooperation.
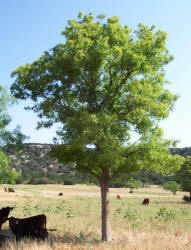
[152,200,184,205]
[0,229,14,248]
[0,229,102,248]
[48,231,101,245]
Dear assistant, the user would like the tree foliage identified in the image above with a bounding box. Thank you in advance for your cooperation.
[0,86,27,148]
[163,181,180,195]
[11,13,184,240]
[125,177,141,192]
[0,85,27,183]
[178,156,191,197]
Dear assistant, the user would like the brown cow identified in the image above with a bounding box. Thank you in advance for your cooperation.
[117,195,121,200]
[0,207,14,230]
[4,188,7,192]
[58,193,63,196]
[7,214,48,241]
[142,198,149,205]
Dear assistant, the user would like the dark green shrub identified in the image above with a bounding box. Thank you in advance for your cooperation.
[183,195,191,203]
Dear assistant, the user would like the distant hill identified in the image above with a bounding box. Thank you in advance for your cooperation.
[3,143,191,185]
[4,143,68,174]
[170,147,191,157]
[3,143,89,185]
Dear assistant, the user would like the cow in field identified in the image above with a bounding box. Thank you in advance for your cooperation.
[117,195,121,200]
[7,214,48,241]
[4,188,7,192]
[58,193,63,196]
[142,198,149,205]
[0,207,14,230]
[8,188,15,193]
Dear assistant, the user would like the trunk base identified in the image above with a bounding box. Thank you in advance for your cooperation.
[100,178,112,241]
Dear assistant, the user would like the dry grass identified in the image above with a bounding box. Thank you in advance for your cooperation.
[0,184,191,249]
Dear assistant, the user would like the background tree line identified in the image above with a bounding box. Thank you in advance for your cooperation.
[3,143,191,186]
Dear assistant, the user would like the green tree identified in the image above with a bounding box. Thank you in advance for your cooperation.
[178,156,191,199]
[125,178,141,193]
[0,149,18,183]
[163,181,180,195]
[0,86,26,183]
[11,13,184,241]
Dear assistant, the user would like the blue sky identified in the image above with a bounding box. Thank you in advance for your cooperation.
[1,0,191,147]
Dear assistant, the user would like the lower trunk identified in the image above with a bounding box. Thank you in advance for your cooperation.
[100,179,112,241]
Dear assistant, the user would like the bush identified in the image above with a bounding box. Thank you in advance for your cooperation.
[125,178,141,193]
[163,181,180,195]
[156,208,176,220]
[123,210,139,220]
[64,179,75,185]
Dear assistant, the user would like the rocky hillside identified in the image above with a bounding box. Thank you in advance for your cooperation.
[4,143,191,174]
[3,143,90,185]
[4,143,66,174]
[3,143,191,185]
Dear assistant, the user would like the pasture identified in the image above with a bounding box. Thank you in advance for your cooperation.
[0,184,191,249]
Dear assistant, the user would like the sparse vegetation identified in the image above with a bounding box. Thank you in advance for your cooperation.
[0,184,191,249]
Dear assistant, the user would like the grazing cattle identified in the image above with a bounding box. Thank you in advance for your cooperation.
[0,207,14,230]
[58,193,63,196]
[8,188,15,193]
[117,195,121,200]
[4,188,7,192]
[7,214,48,241]
[142,198,149,206]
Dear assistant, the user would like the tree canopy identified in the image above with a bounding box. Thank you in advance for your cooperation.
[178,156,191,197]
[0,86,27,148]
[0,85,27,183]
[163,181,180,195]
[11,13,184,241]
[125,177,141,193]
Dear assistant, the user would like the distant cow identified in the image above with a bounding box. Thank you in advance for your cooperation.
[142,198,149,205]
[58,193,63,196]
[117,195,121,200]
[4,188,7,192]
[7,214,48,241]
[8,188,15,193]
[0,207,14,230]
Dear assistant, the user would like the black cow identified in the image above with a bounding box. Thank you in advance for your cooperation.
[58,193,63,196]
[0,207,14,230]
[7,214,48,241]
[8,188,15,193]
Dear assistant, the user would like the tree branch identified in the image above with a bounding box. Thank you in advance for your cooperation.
[98,68,134,112]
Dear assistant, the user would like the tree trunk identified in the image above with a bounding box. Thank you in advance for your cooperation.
[100,178,112,241]
[142,168,145,188]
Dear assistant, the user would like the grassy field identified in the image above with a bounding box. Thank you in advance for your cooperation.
[0,184,191,249]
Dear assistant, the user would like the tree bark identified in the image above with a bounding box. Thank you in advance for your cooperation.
[100,178,112,241]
